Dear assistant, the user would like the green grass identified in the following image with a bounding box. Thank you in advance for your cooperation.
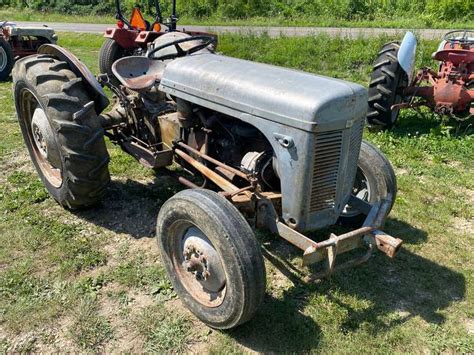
[135,304,191,352]
[0,32,473,352]
[1,8,473,29]
[69,297,113,350]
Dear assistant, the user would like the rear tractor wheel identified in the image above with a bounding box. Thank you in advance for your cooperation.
[99,38,134,85]
[367,42,408,130]
[13,55,110,209]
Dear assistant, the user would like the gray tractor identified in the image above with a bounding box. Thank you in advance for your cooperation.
[12,33,402,329]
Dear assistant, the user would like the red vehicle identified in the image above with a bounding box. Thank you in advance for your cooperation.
[0,21,57,81]
[368,30,473,129]
[99,0,217,81]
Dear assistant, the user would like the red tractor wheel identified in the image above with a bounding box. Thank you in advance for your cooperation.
[367,42,408,130]
[99,38,134,85]
[0,37,14,81]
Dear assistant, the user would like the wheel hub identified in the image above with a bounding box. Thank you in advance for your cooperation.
[32,121,48,158]
[183,246,210,281]
[31,108,61,169]
[182,229,226,293]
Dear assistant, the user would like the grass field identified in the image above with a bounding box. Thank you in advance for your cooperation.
[0,32,473,352]
[1,8,473,29]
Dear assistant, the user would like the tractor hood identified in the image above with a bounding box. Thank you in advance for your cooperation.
[4,24,57,43]
[159,54,367,132]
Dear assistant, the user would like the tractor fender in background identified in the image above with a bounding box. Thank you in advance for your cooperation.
[104,27,142,50]
[38,44,109,114]
[397,31,417,83]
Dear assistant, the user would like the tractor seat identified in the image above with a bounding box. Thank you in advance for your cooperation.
[112,56,166,92]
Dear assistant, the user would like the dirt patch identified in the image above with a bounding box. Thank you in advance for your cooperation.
[395,168,409,175]
[447,161,462,168]
[464,318,474,335]
[0,150,32,183]
[3,320,77,353]
[99,292,146,353]
[163,297,189,315]
[452,217,474,235]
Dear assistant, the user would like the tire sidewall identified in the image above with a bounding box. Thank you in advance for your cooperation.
[14,79,70,203]
[0,37,14,81]
[99,39,128,76]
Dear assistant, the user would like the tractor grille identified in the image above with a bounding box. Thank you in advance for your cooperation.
[347,119,365,183]
[309,130,343,213]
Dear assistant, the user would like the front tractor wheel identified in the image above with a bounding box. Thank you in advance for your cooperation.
[13,55,110,209]
[338,140,397,227]
[367,42,408,129]
[156,189,266,329]
[0,37,14,81]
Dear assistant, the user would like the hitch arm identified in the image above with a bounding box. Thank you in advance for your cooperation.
[259,195,402,281]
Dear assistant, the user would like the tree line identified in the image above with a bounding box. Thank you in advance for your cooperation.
[1,0,471,21]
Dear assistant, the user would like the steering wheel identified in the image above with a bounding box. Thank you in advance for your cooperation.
[444,30,474,45]
[147,35,216,61]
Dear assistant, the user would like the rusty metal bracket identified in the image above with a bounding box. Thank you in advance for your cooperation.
[257,193,403,281]
[176,141,250,181]
[174,148,241,193]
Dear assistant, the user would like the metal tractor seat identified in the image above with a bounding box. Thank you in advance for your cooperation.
[112,56,166,92]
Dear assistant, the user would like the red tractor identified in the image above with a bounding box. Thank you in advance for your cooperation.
[0,21,57,81]
[99,0,216,82]
[368,30,474,129]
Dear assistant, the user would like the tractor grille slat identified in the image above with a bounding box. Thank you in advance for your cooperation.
[346,119,365,186]
[309,130,343,213]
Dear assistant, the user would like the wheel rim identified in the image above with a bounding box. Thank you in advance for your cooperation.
[18,88,63,188]
[391,95,402,123]
[170,224,226,308]
[391,71,407,124]
[342,167,371,217]
[0,46,7,72]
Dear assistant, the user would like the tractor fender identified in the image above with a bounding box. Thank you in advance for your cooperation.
[38,44,109,114]
[104,27,141,50]
[397,31,417,82]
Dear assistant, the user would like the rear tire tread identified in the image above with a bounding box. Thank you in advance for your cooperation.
[367,42,408,129]
[13,55,110,209]
[99,38,129,85]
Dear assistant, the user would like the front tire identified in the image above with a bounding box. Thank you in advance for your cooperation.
[338,140,397,227]
[0,37,14,81]
[156,189,266,329]
[13,55,110,209]
[367,42,408,129]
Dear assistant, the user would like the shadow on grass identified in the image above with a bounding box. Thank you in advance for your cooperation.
[227,218,465,352]
[391,110,473,137]
[74,172,183,239]
[75,177,465,352]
